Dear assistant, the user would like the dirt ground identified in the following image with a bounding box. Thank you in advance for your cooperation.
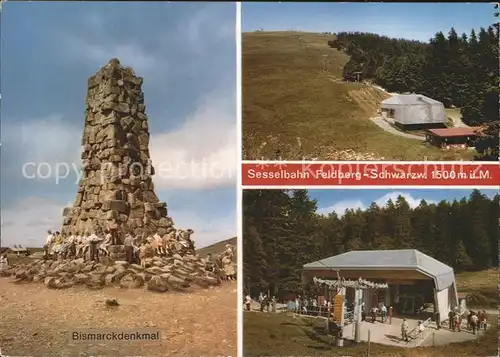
[0,278,237,357]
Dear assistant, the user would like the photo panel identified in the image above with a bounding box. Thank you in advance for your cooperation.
[0,2,237,356]
[242,188,498,357]
[242,2,498,162]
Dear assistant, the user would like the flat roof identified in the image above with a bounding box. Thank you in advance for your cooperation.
[303,249,455,291]
[381,94,442,106]
[427,127,482,138]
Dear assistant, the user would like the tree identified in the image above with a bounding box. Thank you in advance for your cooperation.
[243,219,268,294]
[243,189,497,296]
[327,25,498,139]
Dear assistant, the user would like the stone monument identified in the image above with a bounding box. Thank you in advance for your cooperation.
[61,58,175,249]
[0,60,229,291]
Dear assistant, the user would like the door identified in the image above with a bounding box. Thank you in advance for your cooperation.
[459,298,467,315]
[401,296,415,314]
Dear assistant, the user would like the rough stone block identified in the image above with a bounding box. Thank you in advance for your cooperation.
[102,200,128,213]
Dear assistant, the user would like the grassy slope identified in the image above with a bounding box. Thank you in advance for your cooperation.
[243,31,474,161]
[455,268,498,307]
[197,237,237,260]
[243,269,497,357]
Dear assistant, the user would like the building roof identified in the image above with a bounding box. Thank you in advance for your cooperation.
[303,249,455,291]
[427,127,482,138]
[381,94,442,106]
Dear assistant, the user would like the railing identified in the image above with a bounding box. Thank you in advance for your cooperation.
[283,305,355,325]
[408,317,432,340]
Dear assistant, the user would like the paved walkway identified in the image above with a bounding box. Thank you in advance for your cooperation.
[448,113,470,128]
[370,116,426,141]
[343,317,429,347]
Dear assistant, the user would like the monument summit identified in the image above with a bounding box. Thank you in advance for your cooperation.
[61,58,175,239]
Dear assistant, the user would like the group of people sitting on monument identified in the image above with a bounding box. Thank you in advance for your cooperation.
[44,223,196,267]
[204,243,236,280]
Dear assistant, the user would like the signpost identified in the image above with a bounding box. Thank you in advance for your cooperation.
[333,294,343,322]
[312,277,388,346]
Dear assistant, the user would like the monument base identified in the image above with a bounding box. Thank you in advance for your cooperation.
[108,245,126,261]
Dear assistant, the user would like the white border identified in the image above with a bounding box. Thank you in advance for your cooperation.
[241,160,499,189]
[242,160,500,165]
[241,185,500,189]
[235,3,243,357]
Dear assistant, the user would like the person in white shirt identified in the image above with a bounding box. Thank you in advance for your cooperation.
[245,294,251,311]
[66,235,76,259]
[470,313,478,334]
[417,321,425,338]
[380,303,388,323]
[224,244,234,259]
[371,306,378,323]
[46,230,54,245]
[88,232,100,261]
[0,254,8,269]
[401,318,409,342]
[44,230,54,257]
[153,233,164,255]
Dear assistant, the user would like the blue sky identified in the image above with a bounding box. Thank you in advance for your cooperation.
[242,3,494,42]
[313,189,498,216]
[1,2,236,248]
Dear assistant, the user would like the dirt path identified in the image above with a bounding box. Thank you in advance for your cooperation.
[0,279,237,357]
[448,111,470,128]
[370,116,426,141]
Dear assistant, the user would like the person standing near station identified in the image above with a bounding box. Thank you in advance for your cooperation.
[401,318,409,342]
[380,303,387,323]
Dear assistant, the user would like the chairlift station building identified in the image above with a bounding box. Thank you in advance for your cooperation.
[302,249,458,323]
[380,94,446,127]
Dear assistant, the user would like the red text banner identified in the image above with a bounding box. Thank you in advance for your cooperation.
[241,162,500,186]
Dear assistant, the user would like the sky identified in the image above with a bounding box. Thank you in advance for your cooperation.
[242,3,495,42]
[0,2,236,248]
[313,189,498,216]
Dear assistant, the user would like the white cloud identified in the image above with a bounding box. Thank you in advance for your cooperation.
[57,11,164,75]
[2,89,235,190]
[60,5,235,75]
[373,192,436,209]
[0,196,66,247]
[150,91,236,190]
[183,4,235,54]
[317,199,364,216]
[2,115,82,181]
[317,192,436,216]
[0,196,235,249]
[62,36,162,76]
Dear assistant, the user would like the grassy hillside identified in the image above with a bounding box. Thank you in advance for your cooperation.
[197,237,237,260]
[242,31,473,161]
[455,268,498,308]
[243,268,497,357]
